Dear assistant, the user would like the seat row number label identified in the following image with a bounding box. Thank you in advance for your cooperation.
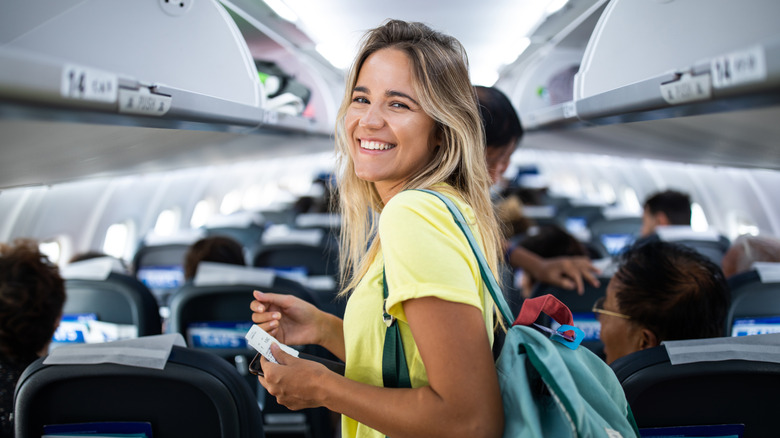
[711,46,767,89]
[61,64,118,103]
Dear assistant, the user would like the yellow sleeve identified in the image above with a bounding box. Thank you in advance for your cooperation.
[380,190,485,323]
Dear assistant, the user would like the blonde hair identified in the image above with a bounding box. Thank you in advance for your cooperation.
[334,20,504,319]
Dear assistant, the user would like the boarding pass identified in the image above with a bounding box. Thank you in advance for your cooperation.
[245,324,300,364]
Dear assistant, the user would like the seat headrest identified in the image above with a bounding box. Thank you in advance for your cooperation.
[204,211,265,228]
[600,207,641,220]
[61,257,128,280]
[655,226,722,242]
[295,213,341,229]
[754,262,780,283]
[143,229,206,246]
[663,333,780,365]
[193,261,276,288]
[304,275,337,291]
[261,224,324,246]
[43,333,186,370]
[521,205,556,219]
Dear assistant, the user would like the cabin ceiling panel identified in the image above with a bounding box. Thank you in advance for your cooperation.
[0,118,333,190]
[522,106,780,171]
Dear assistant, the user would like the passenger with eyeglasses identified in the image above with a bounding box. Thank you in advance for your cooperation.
[594,240,730,364]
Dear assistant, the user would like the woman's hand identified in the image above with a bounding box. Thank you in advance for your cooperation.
[258,344,335,410]
[250,290,346,360]
[249,290,322,346]
[508,245,600,294]
[535,256,600,294]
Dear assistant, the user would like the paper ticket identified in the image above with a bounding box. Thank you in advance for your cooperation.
[245,324,299,364]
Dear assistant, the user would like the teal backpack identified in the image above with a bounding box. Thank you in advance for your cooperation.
[382,189,640,438]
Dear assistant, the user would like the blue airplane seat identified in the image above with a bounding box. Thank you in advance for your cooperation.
[166,262,337,438]
[726,262,780,336]
[611,334,780,437]
[132,241,194,306]
[61,257,162,337]
[649,226,731,265]
[253,225,343,317]
[588,215,642,257]
[14,338,264,438]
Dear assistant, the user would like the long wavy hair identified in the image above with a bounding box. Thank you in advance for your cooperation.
[334,20,503,315]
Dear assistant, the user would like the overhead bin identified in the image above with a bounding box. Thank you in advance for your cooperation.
[0,0,336,134]
[500,0,608,129]
[506,0,780,170]
[574,0,780,123]
[515,0,780,130]
[0,0,342,189]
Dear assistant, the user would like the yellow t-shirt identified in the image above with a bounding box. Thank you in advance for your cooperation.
[341,187,495,438]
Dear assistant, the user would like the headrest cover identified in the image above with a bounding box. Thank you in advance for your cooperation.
[305,275,337,291]
[655,226,721,242]
[144,229,206,246]
[754,262,780,283]
[194,261,276,288]
[261,224,324,246]
[204,211,265,228]
[521,205,556,219]
[43,333,186,370]
[664,333,780,365]
[601,206,641,220]
[61,257,128,280]
[295,213,341,229]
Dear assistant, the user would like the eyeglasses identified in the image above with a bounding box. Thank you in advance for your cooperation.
[592,296,631,320]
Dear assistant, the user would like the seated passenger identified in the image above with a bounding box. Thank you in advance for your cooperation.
[495,193,535,240]
[475,84,599,293]
[0,239,66,436]
[517,224,589,297]
[595,240,729,364]
[183,236,245,281]
[721,234,780,278]
[639,189,692,237]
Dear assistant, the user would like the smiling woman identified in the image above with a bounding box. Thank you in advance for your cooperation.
[345,48,440,202]
[250,19,505,438]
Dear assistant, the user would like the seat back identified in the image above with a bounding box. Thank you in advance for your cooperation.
[14,343,264,438]
[60,257,162,339]
[555,203,606,239]
[253,242,339,277]
[588,216,642,257]
[253,226,343,317]
[167,263,319,356]
[610,335,780,437]
[653,226,731,265]
[726,262,780,336]
[203,211,268,261]
[166,263,336,438]
[133,242,192,305]
[64,272,162,337]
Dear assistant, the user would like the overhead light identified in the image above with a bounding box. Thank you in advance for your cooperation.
[502,37,531,65]
[316,42,352,70]
[472,69,499,87]
[264,0,298,22]
[545,0,569,15]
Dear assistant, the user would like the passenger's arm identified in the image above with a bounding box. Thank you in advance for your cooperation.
[508,245,600,294]
[259,296,503,438]
[250,290,345,360]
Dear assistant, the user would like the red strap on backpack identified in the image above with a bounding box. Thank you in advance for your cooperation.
[514,295,574,338]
